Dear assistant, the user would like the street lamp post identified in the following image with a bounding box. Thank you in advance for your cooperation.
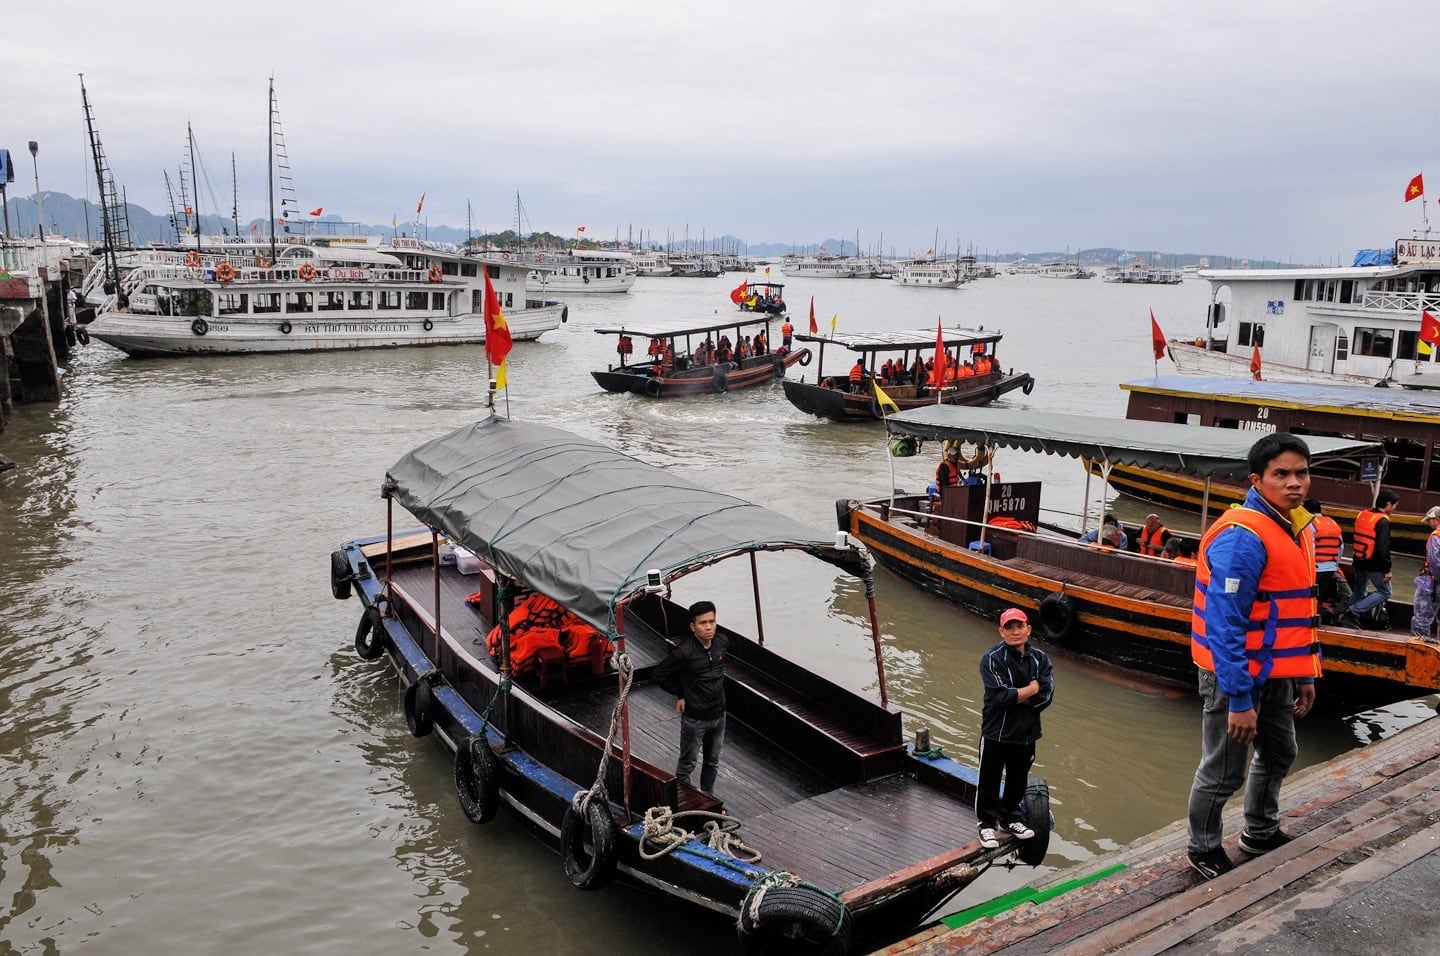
[28,140,43,242]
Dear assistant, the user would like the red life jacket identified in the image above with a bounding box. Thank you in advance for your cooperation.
[1139,522,1168,556]
[1352,508,1384,562]
[1312,513,1343,564]
[1191,508,1321,682]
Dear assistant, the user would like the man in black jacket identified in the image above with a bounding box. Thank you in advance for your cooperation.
[654,601,728,796]
[976,607,1054,849]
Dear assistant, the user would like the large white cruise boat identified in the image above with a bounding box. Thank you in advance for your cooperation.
[522,247,636,294]
[1168,238,1440,389]
[85,235,565,357]
[781,255,867,278]
[891,258,963,288]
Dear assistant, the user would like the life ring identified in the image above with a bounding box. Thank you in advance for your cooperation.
[185,251,201,268]
[428,265,443,283]
[355,604,385,660]
[403,677,434,737]
[329,550,352,600]
[255,256,269,269]
[944,439,989,470]
[191,317,209,336]
[797,349,812,367]
[1035,592,1076,642]
[1022,377,1035,396]
[502,252,511,261]
[560,796,617,890]
[1016,778,1053,866]
[215,262,236,282]
[422,318,434,332]
[713,368,729,393]
[454,735,500,823]
[737,878,853,955]
[643,377,663,397]
[279,320,292,335]
[537,253,547,262]
[299,262,317,281]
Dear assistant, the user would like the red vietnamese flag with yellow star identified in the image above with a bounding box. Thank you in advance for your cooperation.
[1420,309,1440,356]
[1406,174,1424,202]
[483,271,513,386]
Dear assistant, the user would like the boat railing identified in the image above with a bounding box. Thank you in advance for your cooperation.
[1357,289,1440,314]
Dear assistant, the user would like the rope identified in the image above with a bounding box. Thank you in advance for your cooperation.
[639,806,762,863]
[571,652,634,815]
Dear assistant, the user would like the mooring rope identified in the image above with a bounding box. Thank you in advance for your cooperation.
[571,651,635,815]
[639,806,762,863]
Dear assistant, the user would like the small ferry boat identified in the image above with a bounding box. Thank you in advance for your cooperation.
[85,236,565,357]
[892,258,963,288]
[632,252,673,277]
[330,416,1050,954]
[592,316,810,397]
[1169,239,1440,388]
[523,247,637,294]
[1098,375,1440,555]
[731,280,787,314]
[782,255,867,279]
[842,405,1440,710]
[781,328,1034,422]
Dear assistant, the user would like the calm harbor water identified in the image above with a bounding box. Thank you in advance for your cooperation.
[2,270,1434,954]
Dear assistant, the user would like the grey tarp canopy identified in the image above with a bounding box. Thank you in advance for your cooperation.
[884,405,1385,480]
[383,416,868,636]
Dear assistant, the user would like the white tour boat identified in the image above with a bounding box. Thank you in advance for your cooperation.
[523,248,636,293]
[891,258,963,288]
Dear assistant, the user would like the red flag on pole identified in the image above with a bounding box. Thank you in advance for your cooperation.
[808,296,818,334]
[309,207,323,217]
[1420,309,1440,355]
[1250,343,1263,380]
[483,271,513,367]
[577,226,586,233]
[730,279,749,304]
[1406,173,1425,202]
[416,192,426,214]
[1150,309,1168,361]
[933,318,949,387]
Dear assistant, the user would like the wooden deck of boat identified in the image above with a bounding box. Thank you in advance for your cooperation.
[880,713,1440,955]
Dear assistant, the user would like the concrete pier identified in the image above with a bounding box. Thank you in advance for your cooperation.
[882,713,1440,954]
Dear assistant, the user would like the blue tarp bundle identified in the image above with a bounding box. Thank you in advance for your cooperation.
[1352,248,1395,266]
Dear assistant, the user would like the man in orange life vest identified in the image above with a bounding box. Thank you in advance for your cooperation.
[1186,433,1320,881]
[1345,489,1400,628]
[1305,498,1351,625]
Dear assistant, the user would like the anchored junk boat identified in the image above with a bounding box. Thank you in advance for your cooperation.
[330,416,1051,954]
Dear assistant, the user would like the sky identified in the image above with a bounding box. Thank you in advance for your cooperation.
[6,1,1439,264]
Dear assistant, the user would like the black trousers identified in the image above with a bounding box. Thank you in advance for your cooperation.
[976,737,1036,828]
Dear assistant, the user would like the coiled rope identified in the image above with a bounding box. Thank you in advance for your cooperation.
[639,806,761,863]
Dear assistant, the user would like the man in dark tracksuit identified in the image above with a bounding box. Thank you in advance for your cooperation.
[654,600,728,796]
[976,607,1054,848]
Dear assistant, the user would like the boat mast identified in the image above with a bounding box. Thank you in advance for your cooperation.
[267,77,277,261]
[230,152,240,237]
[162,170,180,244]
[79,74,126,291]
[187,123,201,254]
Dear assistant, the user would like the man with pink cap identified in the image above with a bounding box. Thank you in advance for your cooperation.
[976,606,1055,849]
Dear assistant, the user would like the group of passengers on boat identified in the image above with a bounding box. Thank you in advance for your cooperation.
[621,330,781,374]
[829,350,999,394]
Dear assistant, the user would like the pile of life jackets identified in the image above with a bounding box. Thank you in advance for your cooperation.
[485,592,612,679]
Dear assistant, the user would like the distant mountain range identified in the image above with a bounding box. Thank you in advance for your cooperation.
[2,191,1256,268]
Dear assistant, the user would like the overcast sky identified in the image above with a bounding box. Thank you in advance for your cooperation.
[7,1,1437,263]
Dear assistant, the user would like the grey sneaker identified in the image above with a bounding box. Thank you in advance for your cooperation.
[978,827,1000,849]
[1188,847,1235,880]
[1238,829,1293,855]
[1005,820,1036,840]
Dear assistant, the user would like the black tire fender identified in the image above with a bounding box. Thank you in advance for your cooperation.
[1036,592,1076,642]
[561,305,569,324]
[330,549,353,600]
[279,320,292,335]
[1022,377,1035,396]
[989,385,1001,402]
[454,736,500,823]
[797,349,812,367]
[561,797,618,890]
[737,882,852,956]
[643,376,663,397]
[355,604,385,660]
[834,498,854,534]
[772,356,786,378]
[1017,778,1053,866]
[191,317,208,336]
[422,318,434,332]
[714,368,729,393]
[76,326,91,345]
[403,677,434,737]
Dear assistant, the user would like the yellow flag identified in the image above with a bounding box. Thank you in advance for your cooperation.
[830,313,838,332]
[495,358,508,391]
[873,381,900,415]
[391,213,397,227]
[1422,340,1434,357]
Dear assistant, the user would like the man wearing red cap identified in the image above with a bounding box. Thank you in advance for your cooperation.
[976,607,1054,849]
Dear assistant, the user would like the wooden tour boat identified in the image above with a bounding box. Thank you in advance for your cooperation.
[593,316,810,398]
[782,328,1035,422]
[841,405,1440,712]
[1101,376,1440,555]
[329,416,1051,954]
[731,280,788,315]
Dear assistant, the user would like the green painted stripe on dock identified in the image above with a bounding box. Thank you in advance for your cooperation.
[941,862,1129,929]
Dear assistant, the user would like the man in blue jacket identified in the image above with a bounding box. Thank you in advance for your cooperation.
[976,607,1055,849]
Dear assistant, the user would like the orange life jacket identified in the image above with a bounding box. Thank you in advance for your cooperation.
[1352,508,1384,562]
[1139,522,1168,556]
[781,321,793,337]
[1312,513,1343,564]
[849,364,864,383]
[1191,508,1321,682]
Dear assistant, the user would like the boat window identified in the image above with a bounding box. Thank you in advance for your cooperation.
[405,291,429,310]
[505,292,514,308]
[460,262,477,277]
[317,291,345,312]
[1399,329,1421,360]
[1352,327,1395,358]
[1237,322,1265,346]
[442,262,457,276]
[1336,333,1349,361]
[487,265,500,279]
[217,293,248,316]
[348,290,373,310]
[378,291,401,310]
[284,292,313,314]
[1294,280,1307,301]
[1340,279,1356,303]
[253,292,281,314]
[431,292,445,311]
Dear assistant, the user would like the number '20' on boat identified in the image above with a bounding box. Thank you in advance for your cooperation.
[592,316,812,397]
[842,405,1440,712]
[330,416,1051,954]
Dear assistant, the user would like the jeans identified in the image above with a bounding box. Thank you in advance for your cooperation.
[975,738,1035,828]
[677,713,725,794]
[1413,574,1438,638]
[1187,669,1298,854]
[1350,571,1392,616]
